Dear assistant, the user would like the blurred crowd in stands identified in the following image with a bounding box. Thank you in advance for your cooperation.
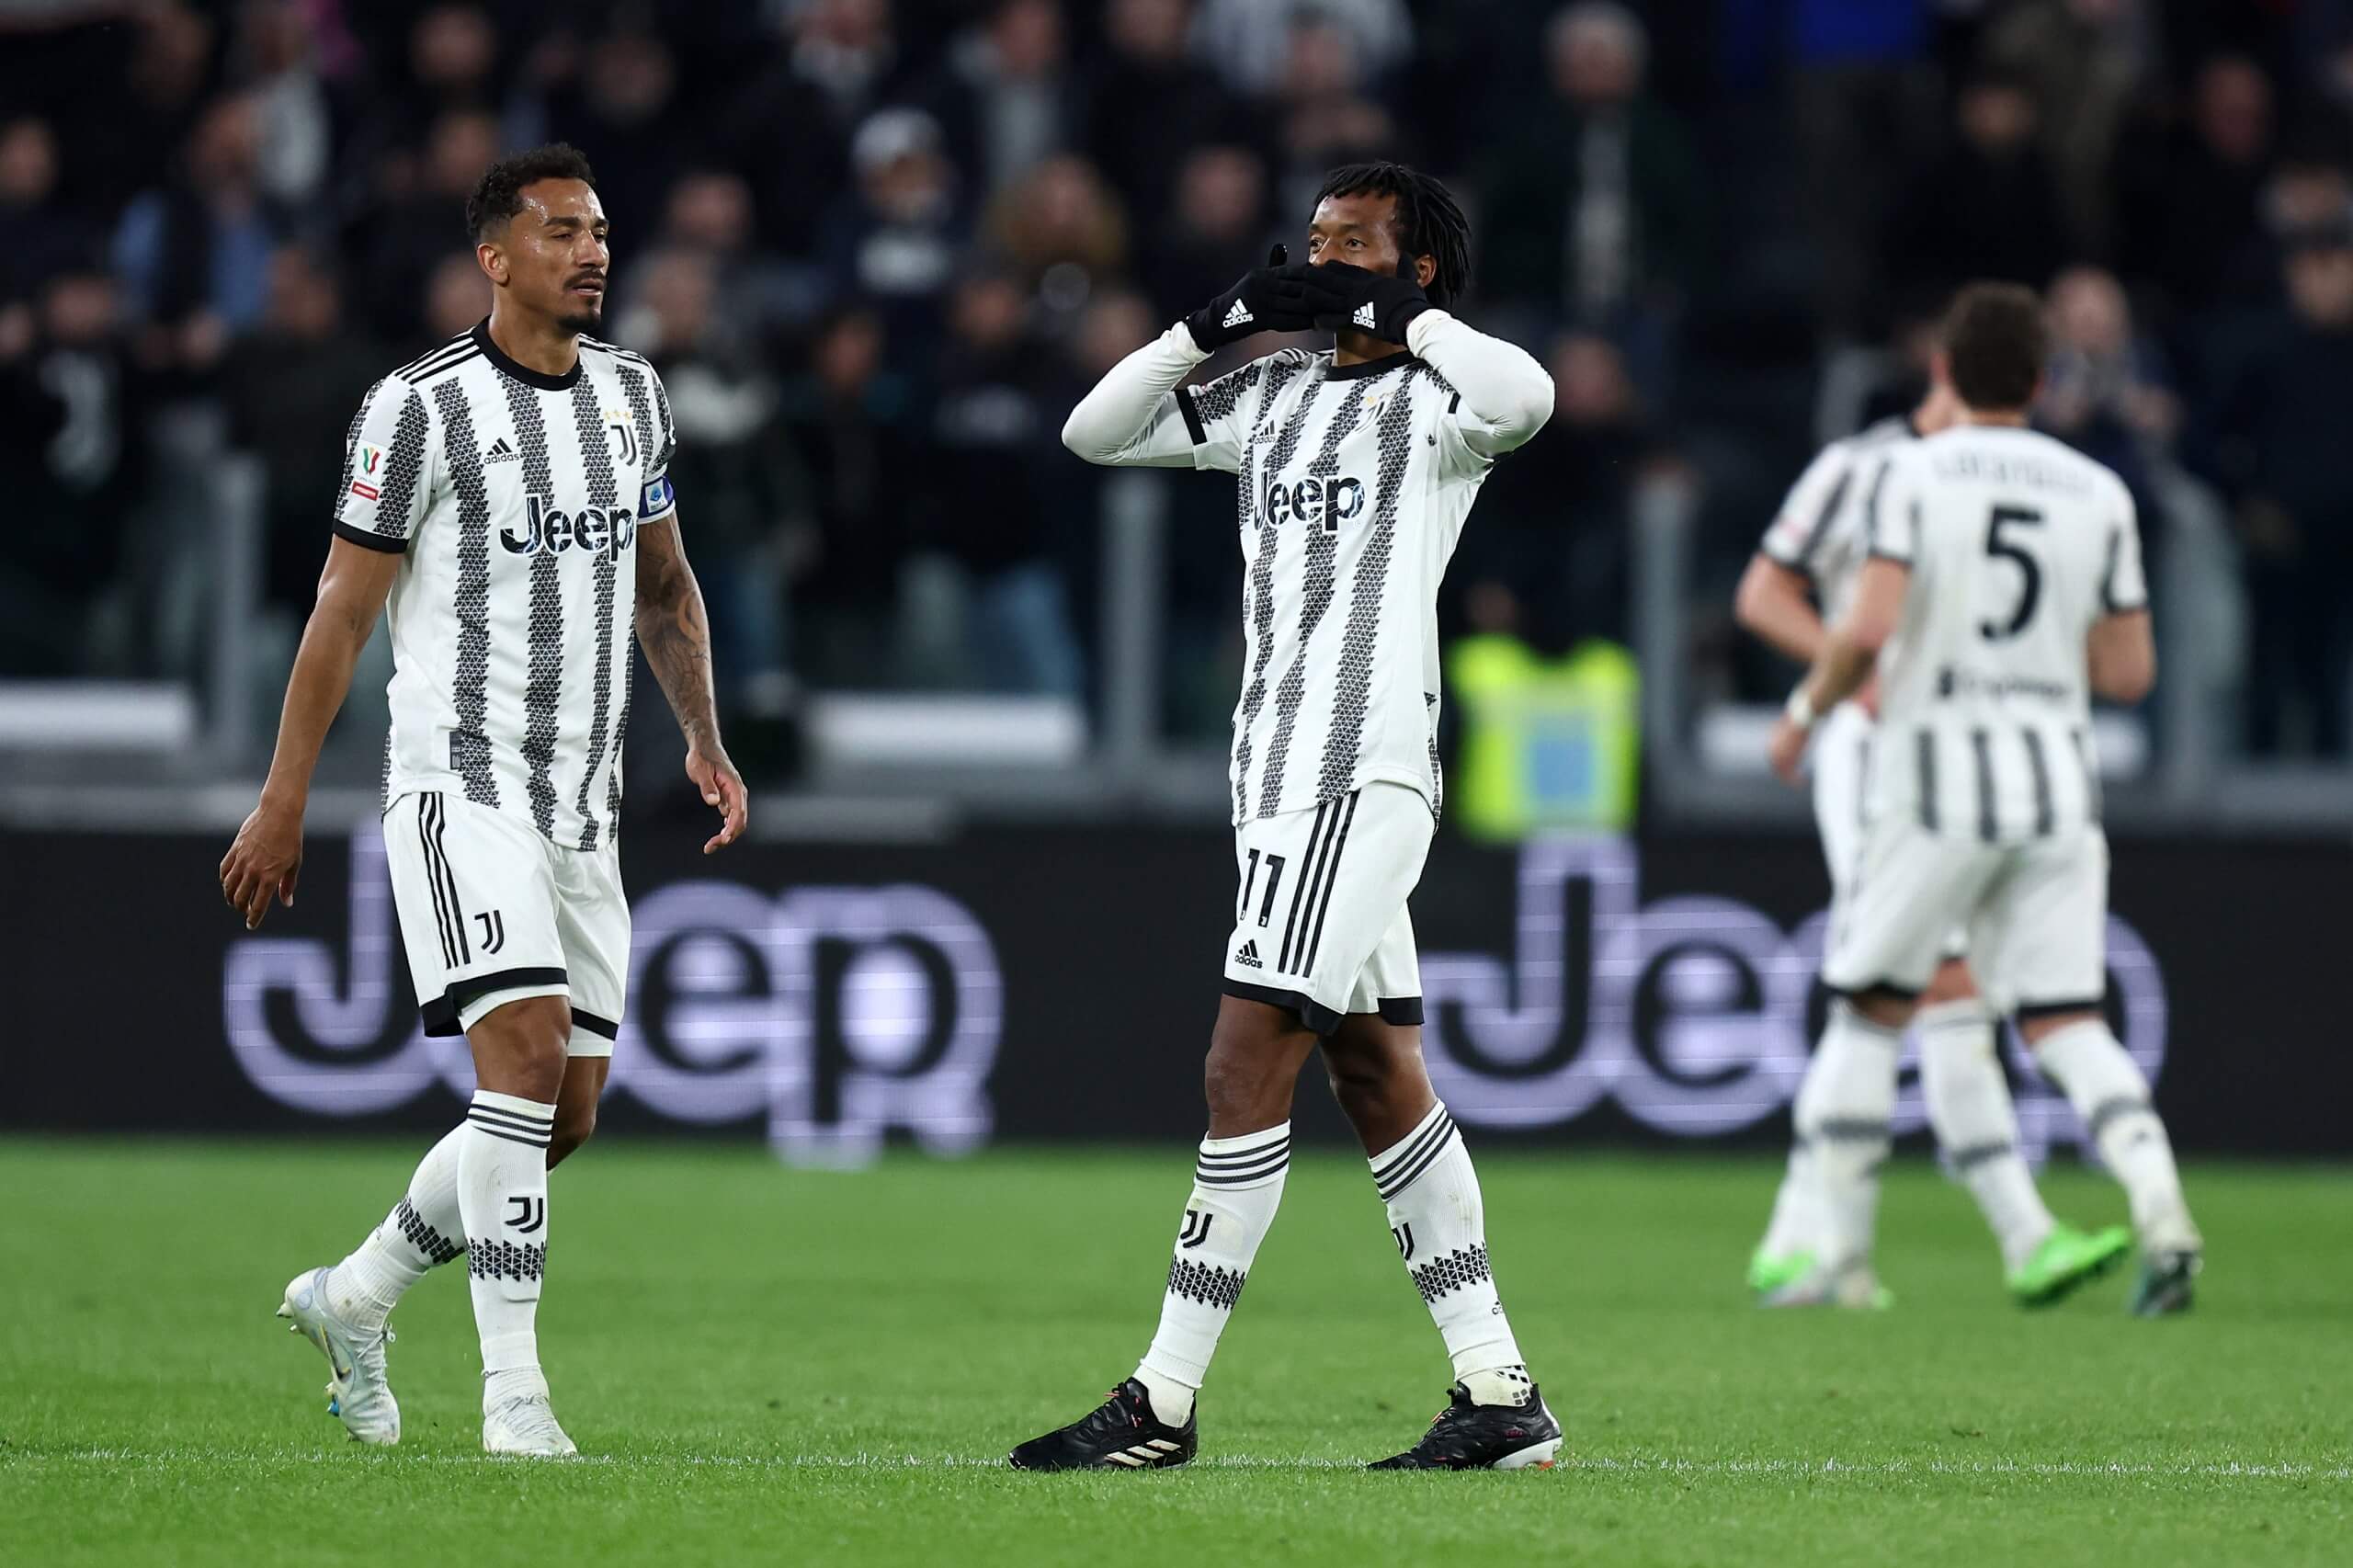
[7,0,2353,756]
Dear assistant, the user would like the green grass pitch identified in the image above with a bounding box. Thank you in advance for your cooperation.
[2,1140,2345,1566]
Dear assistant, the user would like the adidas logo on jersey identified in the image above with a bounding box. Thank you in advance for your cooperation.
[1233,939,1263,970]
[1222,299,1255,330]
[484,437,517,463]
[1351,301,1379,330]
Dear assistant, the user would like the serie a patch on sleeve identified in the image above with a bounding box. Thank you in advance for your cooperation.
[641,474,675,516]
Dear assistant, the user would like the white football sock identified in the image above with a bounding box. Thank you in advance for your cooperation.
[1917,1001,2052,1272]
[1794,1002,1901,1275]
[1758,1114,1822,1261]
[457,1090,555,1397]
[328,1128,467,1331]
[1136,1123,1290,1426]
[2033,1021,2201,1255]
[1372,1102,1529,1403]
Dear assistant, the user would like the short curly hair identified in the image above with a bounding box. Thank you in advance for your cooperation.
[466,143,597,244]
[1313,161,1472,308]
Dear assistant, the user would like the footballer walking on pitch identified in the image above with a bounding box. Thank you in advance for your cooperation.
[1737,311,2130,1311]
[1767,284,2202,1317]
[1017,164,1562,1471]
[218,145,748,1455]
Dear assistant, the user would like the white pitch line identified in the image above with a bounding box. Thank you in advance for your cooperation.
[12,1449,2348,1481]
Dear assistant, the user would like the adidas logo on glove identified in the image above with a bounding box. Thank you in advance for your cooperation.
[1352,301,1379,330]
[1222,299,1255,330]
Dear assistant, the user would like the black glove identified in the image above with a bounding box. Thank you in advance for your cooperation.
[1307,262,1433,346]
[1186,245,1325,350]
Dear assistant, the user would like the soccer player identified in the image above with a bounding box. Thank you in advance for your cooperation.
[1767,282,2203,1318]
[217,145,749,1455]
[1016,163,1561,1471]
[1739,328,2131,1310]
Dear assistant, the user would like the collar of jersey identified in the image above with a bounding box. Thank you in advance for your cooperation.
[1323,352,1420,382]
[472,318,584,392]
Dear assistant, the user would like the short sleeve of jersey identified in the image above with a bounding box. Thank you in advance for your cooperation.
[2101,480,2148,613]
[1177,358,1275,474]
[640,366,678,522]
[1862,450,1918,565]
[1761,446,1855,572]
[332,378,436,554]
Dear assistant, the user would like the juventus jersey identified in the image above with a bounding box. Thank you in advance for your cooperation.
[1758,415,1915,623]
[1134,348,1505,823]
[1863,424,2145,845]
[333,321,677,849]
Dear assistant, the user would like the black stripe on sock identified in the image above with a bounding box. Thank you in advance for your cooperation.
[468,1104,554,1131]
[465,1121,551,1149]
[1813,1117,1893,1143]
[1948,1141,2016,1171]
[1376,1118,1459,1201]
[1371,1109,1455,1194]
[1195,1155,1290,1187]
[2086,1096,2152,1141]
[1197,1134,1291,1165]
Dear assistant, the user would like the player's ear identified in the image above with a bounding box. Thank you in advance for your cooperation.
[477,242,506,287]
[1413,252,1437,290]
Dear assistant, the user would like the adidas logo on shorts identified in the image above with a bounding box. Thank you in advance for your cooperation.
[484,437,517,463]
[1352,301,1379,330]
[1222,299,1255,330]
[1233,939,1263,970]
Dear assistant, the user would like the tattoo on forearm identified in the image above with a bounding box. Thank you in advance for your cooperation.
[637,532,719,751]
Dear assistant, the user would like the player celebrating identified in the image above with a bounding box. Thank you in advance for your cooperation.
[218,145,748,1455]
[1017,163,1560,1471]
[1738,324,2130,1310]
[1767,283,2202,1317]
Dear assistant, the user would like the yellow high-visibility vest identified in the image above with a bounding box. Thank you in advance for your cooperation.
[1445,635,1641,840]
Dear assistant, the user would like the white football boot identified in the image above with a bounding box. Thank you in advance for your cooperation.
[483,1391,579,1458]
[277,1267,401,1445]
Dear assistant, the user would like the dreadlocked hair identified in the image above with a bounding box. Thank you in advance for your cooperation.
[1313,161,1471,308]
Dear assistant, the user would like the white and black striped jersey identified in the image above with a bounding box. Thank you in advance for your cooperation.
[1758,415,1915,623]
[1117,347,1509,824]
[1863,424,2145,844]
[332,320,677,849]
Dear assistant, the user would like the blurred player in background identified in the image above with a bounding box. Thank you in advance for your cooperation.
[1768,283,2203,1316]
[1021,164,1561,1471]
[218,145,748,1456]
[1738,304,2131,1311]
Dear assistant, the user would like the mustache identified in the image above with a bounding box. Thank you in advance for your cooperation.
[564,271,608,289]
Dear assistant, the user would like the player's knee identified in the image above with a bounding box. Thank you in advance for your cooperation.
[1921,960,1978,1006]
[472,995,572,1100]
[1203,1026,1284,1120]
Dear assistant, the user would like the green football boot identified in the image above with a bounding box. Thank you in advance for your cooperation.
[2007,1222,2133,1308]
[1747,1246,1815,1297]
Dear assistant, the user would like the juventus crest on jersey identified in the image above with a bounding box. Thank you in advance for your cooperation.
[1862,424,2144,844]
[333,321,677,849]
[1176,349,1499,824]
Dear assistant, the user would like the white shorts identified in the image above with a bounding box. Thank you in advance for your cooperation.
[1222,782,1432,1035]
[385,790,630,1054]
[1813,705,1966,961]
[1822,817,2109,1018]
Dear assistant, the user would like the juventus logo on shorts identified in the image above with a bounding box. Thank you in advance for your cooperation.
[506,1195,546,1234]
[1177,1209,1214,1249]
[1392,1222,1415,1260]
[473,909,506,954]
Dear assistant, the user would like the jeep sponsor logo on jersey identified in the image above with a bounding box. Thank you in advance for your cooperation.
[500,494,637,558]
[1263,474,1366,532]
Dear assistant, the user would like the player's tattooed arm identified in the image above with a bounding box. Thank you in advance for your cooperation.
[634,518,748,852]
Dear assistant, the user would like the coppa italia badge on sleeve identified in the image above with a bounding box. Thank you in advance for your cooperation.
[350,442,386,501]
